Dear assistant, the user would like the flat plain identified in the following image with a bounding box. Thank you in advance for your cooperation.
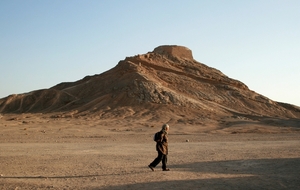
[0,114,299,190]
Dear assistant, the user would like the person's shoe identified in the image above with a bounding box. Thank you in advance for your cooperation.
[148,165,154,171]
[163,168,170,171]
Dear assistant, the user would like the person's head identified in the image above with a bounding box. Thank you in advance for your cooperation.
[161,124,169,133]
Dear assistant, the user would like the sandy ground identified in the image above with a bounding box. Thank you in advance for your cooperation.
[0,115,300,189]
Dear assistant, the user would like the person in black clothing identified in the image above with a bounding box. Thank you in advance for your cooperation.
[148,124,170,171]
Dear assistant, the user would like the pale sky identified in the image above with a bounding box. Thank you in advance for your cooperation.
[1,0,299,106]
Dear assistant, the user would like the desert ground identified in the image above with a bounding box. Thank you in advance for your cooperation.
[0,114,299,190]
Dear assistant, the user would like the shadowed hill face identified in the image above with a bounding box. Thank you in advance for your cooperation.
[0,45,300,123]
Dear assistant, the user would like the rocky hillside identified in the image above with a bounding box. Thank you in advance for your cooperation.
[1,45,300,126]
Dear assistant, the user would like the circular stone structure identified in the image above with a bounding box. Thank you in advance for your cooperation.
[153,45,193,60]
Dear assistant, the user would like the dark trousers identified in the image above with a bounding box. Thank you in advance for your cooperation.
[149,151,167,169]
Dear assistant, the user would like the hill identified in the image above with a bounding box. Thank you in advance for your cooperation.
[1,45,299,131]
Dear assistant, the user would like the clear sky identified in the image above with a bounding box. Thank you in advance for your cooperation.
[1,0,299,106]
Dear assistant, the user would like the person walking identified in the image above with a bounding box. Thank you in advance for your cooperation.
[148,124,170,171]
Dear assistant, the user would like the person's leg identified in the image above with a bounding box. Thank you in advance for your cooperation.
[149,151,163,168]
[162,154,168,170]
